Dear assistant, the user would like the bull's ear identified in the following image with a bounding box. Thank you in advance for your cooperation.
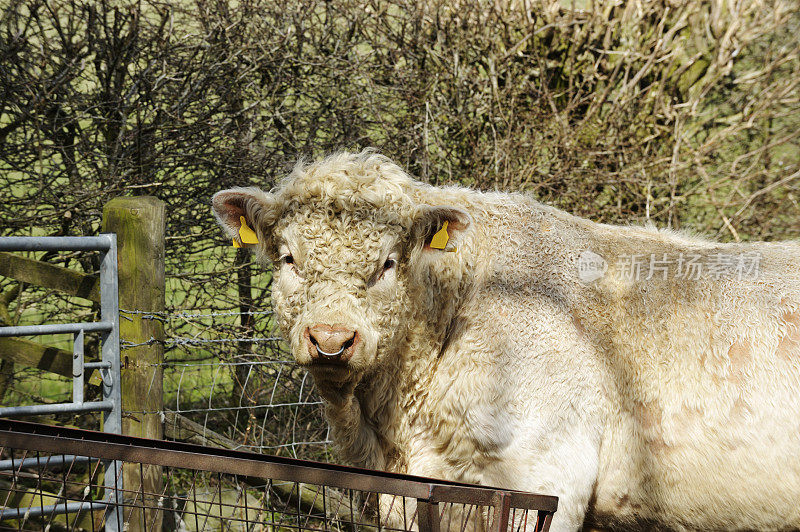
[411,205,472,253]
[212,187,279,247]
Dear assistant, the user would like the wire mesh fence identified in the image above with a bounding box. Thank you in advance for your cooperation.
[119,303,332,461]
[0,242,330,462]
[0,420,558,532]
[136,244,331,462]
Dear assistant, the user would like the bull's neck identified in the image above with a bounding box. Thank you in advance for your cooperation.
[344,294,466,473]
[334,238,484,473]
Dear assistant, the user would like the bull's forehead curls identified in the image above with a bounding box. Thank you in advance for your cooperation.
[275,151,419,224]
[280,209,404,278]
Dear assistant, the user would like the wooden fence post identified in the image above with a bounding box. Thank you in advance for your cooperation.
[102,197,165,532]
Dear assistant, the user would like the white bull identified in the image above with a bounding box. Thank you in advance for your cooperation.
[213,151,800,531]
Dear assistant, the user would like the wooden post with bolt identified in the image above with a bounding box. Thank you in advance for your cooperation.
[102,197,165,532]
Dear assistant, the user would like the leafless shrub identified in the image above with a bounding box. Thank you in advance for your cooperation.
[0,0,797,452]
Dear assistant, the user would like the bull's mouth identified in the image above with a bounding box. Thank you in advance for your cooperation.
[303,360,354,383]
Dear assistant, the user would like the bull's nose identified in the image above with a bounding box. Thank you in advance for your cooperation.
[306,324,357,362]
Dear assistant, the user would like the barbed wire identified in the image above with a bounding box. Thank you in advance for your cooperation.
[126,400,324,415]
[157,360,293,368]
[120,308,275,319]
[120,336,284,349]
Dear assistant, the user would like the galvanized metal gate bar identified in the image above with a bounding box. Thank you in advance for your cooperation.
[0,235,122,531]
[0,454,96,471]
[0,321,114,337]
[0,236,112,252]
[0,501,111,520]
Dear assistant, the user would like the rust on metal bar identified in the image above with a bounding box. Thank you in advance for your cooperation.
[428,483,495,506]
[535,510,554,532]
[416,499,441,532]
[426,483,557,513]
[491,491,512,532]
[506,490,558,513]
[0,421,430,499]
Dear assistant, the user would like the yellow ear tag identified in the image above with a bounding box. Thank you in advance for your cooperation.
[430,221,450,250]
[238,216,259,244]
[232,238,242,248]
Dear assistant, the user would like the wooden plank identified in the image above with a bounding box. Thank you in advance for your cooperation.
[162,410,242,449]
[0,337,72,377]
[102,196,165,532]
[0,252,100,303]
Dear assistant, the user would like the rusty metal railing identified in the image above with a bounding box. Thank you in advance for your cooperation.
[0,419,557,531]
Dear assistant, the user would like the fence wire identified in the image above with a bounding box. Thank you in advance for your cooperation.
[119,302,332,461]
[0,246,331,462]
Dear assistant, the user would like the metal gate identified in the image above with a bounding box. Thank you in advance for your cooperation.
[0,235,123,530]
[0,420,557,531]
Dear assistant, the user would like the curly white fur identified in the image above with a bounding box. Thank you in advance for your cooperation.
[213,150,800,531]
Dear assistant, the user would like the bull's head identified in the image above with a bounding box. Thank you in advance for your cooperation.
[212,152,473,404]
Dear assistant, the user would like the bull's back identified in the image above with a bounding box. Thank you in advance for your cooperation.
[583,238,800,529]
[470,197,800,528]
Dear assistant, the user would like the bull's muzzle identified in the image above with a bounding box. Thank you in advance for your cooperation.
[305,324,358,363]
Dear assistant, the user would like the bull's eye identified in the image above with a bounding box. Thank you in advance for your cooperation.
[369,254,398,288]
[279,253,297,273]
